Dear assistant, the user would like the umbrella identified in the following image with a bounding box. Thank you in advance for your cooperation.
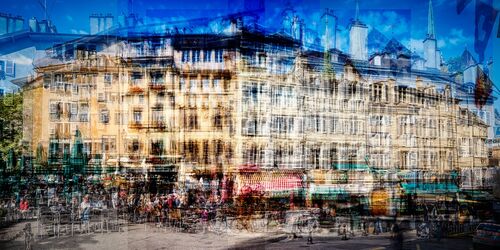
[70,129,85,172]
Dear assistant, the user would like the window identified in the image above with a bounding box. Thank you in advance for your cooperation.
[71,84,78,95]
[138,94,144,104]
[202,78,210,92]
[115,112,121,125]
[241,117,257,135]
[4,60,14,77]
[0,61,4,79]
[188,111,198,130]
[100,109,109,124]
[152,110,164,125]
[70,103,78,121]
[98,93,105,102]
[258,54,266,66]
[151,72,164,84]
[79,103,89,122]
[49,102,61,120]
[133,111,142,124]
[190,79,197,93]
[179,78,186,92]
[215,49,223,63]
[104,73,112,85]
[182,50,190,63]
[130,139,140,152]
[157,92,165,103]
[131,72,142,85]
[331,116,339,133]
[468,85,474,94]
[372,83,384,102]
[192,50,200,63]
[214,112,223,130]
[214,79,221,93]
[101,136,116,153]
[151,140,164,155]
[203,50,212,62]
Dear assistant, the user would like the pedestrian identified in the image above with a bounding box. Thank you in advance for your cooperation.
[375,217,382,234]
[341,224,348,240]
[391,223,403,250]
[362,220,368,236]
[79,195,91,229]
[435,219,442,242]
[19,198,29,219]
[307,230,313,244]
[201,208,209,233]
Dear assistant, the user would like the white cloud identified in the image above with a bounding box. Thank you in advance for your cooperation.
[402,38,424,55]
[362,10,409,38]
[439,28,473,47]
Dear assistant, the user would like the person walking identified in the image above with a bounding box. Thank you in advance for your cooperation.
[79,195,91,233]
[391,223,403,250]
[341,224,348,240]
[375,217,383,234]
[19,198,29,219]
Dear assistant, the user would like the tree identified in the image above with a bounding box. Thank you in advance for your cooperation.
[0,92,23,161]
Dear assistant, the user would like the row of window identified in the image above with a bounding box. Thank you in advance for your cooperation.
[49,102,89,122]
[241,116,365,136]
[179,78,223,93]
[181,49,223,63]
[241,143,366,168]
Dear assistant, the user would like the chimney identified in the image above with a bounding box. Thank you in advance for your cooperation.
[0,14,8,35]
[29,17,38,32]
[90,13,114,35]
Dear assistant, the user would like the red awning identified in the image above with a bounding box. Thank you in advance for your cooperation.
[237,172,304,195]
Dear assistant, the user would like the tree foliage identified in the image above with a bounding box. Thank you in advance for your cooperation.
[0,92,23,160]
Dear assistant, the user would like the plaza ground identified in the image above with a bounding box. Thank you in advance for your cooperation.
[0,221,475,250]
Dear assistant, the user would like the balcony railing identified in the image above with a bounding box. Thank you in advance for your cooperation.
[128,86,144,94]
[151,121,166,130]
[149,82,166,91]
[129,122,143,129]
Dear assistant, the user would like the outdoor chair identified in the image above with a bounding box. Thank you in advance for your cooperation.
[56,211,75,237]
[37,212,56,238]
[89,209,104,233]
[106,210,125,233]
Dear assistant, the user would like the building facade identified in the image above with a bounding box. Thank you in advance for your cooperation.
[22,30,489,198]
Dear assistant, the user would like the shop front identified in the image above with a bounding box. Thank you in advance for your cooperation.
[234,168,306,211]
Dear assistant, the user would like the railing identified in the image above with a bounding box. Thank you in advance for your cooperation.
[151,121,166,130]
[128,86,144,94]
[149,83,166,91]
[128,122,143,129]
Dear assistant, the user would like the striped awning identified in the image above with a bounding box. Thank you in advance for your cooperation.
[236,172,304,195]
[401,182,459,194]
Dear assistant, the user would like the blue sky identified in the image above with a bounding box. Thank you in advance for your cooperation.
[1,0,499,106]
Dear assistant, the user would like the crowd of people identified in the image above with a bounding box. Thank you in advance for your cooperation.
[0,176,490,246]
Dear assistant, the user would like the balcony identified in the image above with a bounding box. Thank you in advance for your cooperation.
[129,122,143,129]
[151,121,166,130]
[128,86,144,94]
[149,82,166,91]
[50,112,61,121]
